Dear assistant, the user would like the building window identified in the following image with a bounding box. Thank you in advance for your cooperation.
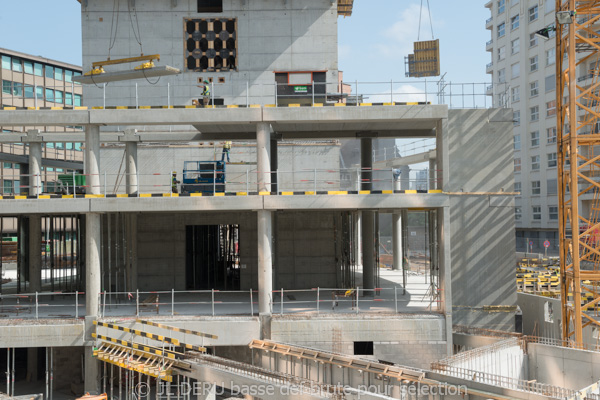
[547,152,557,168]
[515,207,522,220]
[24,85,34,99]
[511,15,519,30]
[45,66,54,79]
[533,206,542,220]
[531,155,540,171]
[55,90,63,104]
[11,83,22,97]
[74,94,82,107]
[547,179,558,195]
[530,81,539,97]
[498,46,506,61]
[498,68,506,83]
[66,92,73,106]
[54,67,63,81]
[3,163,12,169]
[547,127,557,143]
[545,74,556,92]
[514,182,522,193]
[34,63,43,77]
[512,86,520,103]
[498,22,506,38]
[530,106,539,121]
[2,80,11,95]
[498,0,505,13]
[529,5,538,22]
[24,61,33,75]
[513,110,520,126]
[514,134,521,150]
[549,206,558,220]
[530,32,538,47]
[45,88,55,103]
[198,0,222,12]
[65,70,73,83]
[184,18,237,71]
[11,58,22,73]
[511,63,520,79]
[546,48,555,66]
[515,158,521,172]
[35,86,43,100]
[530,55,539,72]
[546,100,556,117]
[531,131,540,146]
[2,180,13,195]
[1,55,10,70]
[532,181,541,195]
[511,38,520,54]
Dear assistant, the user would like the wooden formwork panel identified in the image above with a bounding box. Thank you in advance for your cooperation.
[184,18,237,72]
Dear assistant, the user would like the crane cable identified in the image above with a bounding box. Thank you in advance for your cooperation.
[417,0,435,41]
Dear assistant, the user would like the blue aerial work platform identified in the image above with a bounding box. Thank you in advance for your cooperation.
[180,161,226,194]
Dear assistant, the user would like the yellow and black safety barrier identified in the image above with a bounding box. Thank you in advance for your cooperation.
[0,102,431,112]
[136,319,218,340]
[0,189,443,200]
[94,320,207,352]
[92,333,182,360]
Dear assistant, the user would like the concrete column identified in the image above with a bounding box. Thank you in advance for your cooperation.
[429,158,436,191]
[270,138,278,193]
[393,178,402,271]
[129,214,138,291]
[354,212,362,269]
[28,216,42,293]
[27,348,37,382]
[436,117,449,191]
[84,212,101,393]
[125,142,138,195]
[256,123,271,192]
[360,138,375,293]
[438,207,453,356]
[400,166,410,191]
[85,125,101,195]
[29,142,42,196]
[257,210,273,338]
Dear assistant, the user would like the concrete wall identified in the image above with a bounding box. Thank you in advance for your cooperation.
[271,314,447,369]
[82,0,339,107]
[134,210,340,291]
[447,340,527,381]
[99,141,340,194]
[0,321,85,348]
[517,293,561,340]
[528,343,600,390]
[446,109,516,330]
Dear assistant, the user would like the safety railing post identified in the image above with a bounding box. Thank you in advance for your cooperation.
[103,290,106,316]
[35,292,38,319]
[171,289,175,316]
[275,82,278,107]
[390,79,393,103]
[103,83,106,108]
[246,169,249,194]
[136,289,139,317]
[250,289,254,316]
[75,291,79,319]
[355,80,358,105]
[135,83,139,109]
[72,170,76,198]
[34,85,38,109]
[314,169,317,192]
[246,81,249,107]
[137,170,140,197]
[317,287,320,314]
[211,289,215,316]
[280,288,284,315]
[356,286,359,314]
[312,80,315,105]
[213,169,216,194]
[167,82,171,108]
[104,172,107,195]
[394,286,398,313]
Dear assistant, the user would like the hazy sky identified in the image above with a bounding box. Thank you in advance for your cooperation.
[0,0,490,86]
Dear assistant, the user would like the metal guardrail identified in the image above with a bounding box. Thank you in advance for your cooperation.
[0,286,439,319]
[5,167,440,196]
[3,79,498,110]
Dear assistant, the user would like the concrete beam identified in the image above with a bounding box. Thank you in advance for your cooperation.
[373,149,437,169]
[0,152,83,170]
[0,194,450,215]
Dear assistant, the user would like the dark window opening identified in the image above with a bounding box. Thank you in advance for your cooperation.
[198,0,222,12]
[186,225,240,291]
[354,341,374,355]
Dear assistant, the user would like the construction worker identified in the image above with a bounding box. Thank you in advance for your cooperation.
[221,140,232,163]
[171,171,180,193]
[197,80,211,106]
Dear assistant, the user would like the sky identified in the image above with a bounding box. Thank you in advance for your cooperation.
[0,0,490,87]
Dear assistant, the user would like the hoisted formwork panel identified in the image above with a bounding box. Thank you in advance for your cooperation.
[406,40,441,78]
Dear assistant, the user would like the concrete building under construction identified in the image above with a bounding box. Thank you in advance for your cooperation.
[0,1,562,399]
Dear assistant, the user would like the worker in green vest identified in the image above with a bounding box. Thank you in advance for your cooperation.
[197,80,211,106]
[221,141,232,163]
[171,171,180,193]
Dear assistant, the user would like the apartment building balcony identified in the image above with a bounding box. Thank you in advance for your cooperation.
[485,0,493,9]
[486,39,494,52]
[486,61,494,72]
[486,17,493,29]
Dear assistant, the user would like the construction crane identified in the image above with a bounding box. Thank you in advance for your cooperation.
[556,0,600,346]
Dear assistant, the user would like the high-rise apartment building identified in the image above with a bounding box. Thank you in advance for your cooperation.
[0,48,84,197]
[486,0,558,253]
